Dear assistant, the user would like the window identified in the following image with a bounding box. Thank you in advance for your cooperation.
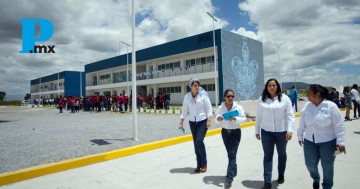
[196,58,201,65]
[174,62,180,68]
[202,85,208,91]
[175,86,181,93]
[201,57,206,64]
[191,59,195,66]
[186,60,191,67]
[100,74,110,80]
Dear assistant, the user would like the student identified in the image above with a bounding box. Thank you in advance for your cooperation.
[343,86,352,121]
[255,78,295,189]
[215,89,246,188]
[179,77,212,173]
[350,84,359,119]
[298,84,346,189]
[290,86,298,112]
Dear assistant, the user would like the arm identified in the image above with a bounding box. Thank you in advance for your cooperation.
[285,97,295,133]
[297,110,306,146]
[204,96,213,128]
[215,105,224,123]
[332,105,346,145]
[255,99,263,139]
[234,105,247,124]
[179,95,188,128]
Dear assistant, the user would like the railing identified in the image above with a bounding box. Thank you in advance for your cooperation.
[31,86,64,93]
[86,63,214,87]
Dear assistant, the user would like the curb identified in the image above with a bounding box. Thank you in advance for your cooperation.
[0,117,292,186]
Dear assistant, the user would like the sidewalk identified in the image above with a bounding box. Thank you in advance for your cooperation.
[2,115,359,189]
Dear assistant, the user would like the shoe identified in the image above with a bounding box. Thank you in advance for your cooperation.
[225,180,232,188]
[194,166,200,173]
[313,181,320,189]
[277,175,284,184]
[262,183,272,189]
[200,164,207,173]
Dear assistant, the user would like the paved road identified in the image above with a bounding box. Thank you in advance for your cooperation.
[2,111,359,189]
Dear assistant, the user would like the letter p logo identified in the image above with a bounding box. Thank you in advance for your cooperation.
[19,18,54,53]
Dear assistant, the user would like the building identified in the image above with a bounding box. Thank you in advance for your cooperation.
[30,71,85,101]
[84,29,264,105]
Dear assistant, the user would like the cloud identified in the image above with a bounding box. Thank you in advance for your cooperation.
[236,0,360,87]
[0,0,223,96]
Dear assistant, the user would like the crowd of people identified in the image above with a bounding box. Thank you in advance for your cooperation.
[34,92,172,114]
[179,77,349,189]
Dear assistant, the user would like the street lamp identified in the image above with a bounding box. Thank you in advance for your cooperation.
[273,41,283,90]
[120,41,132,97]
[206,11,219,106]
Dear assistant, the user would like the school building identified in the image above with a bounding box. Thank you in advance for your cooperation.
[30,71,85,101]
[85,29,264,105]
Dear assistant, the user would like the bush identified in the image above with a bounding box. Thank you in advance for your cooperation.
[0,100,21,106]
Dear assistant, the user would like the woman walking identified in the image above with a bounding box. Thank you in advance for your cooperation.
[255,78,295,189]
[215,89,246,188]
[343,86,352,121]
[179,77,213,173]
[298,84,346,189]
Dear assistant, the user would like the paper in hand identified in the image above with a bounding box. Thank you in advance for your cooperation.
[222,110,239,121]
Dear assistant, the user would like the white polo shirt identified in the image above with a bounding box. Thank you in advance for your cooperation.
[297,100,345,145]
[215,102,247,130]
[255,94,295,134]
[180,92,213,122]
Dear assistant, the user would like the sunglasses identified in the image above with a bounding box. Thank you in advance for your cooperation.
[226,95,234,98]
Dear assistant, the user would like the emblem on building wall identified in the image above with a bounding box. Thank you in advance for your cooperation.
[231,37,259,100]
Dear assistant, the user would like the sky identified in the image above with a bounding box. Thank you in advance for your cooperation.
[0,0,359,99]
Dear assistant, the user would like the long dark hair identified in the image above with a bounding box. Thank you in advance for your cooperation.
[352,84,358,90]
[223,89,235,102]
[308,84,331,100]
[262,78,282,102]
[343,86,350,94]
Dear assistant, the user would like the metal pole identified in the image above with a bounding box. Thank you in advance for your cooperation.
[132,0,138,141]
[80,71,82,97]
[120,41,132,97]
[39,76,42,105]
[207,12,218,106]
[58,71,60,98]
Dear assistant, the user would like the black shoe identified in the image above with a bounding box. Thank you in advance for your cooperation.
[225,180,232,188]
[194,166,200,173]
[262,183,272,189]
[313,181,320,189]
[277,175,284,184]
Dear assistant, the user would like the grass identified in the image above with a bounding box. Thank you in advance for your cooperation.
[0,100,21,106]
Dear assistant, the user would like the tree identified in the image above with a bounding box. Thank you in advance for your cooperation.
[0,91,6,101]
[24,93,31,100]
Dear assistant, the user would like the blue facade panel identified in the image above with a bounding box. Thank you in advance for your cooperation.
[64,71,86,97]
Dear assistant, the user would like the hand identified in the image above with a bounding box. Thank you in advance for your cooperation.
[217,116,224,121]
[179,122,183,129]
[229,118,236,121]
[256,134,261,140]
[206,119,211,128]
[298,141,303,147]
[337,144,346,154]
[286,132,293,141]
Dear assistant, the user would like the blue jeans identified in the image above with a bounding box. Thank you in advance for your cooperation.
[261,129,288,183]
[222,128,241,183]
[291,98,298,112]
[304,139,336,189]
[352,100,359,117]
[189,119,208,167]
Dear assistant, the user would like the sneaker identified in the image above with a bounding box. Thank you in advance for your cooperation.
[277,175,284,184]
[313,181,320,189]
[262,183,272,189]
